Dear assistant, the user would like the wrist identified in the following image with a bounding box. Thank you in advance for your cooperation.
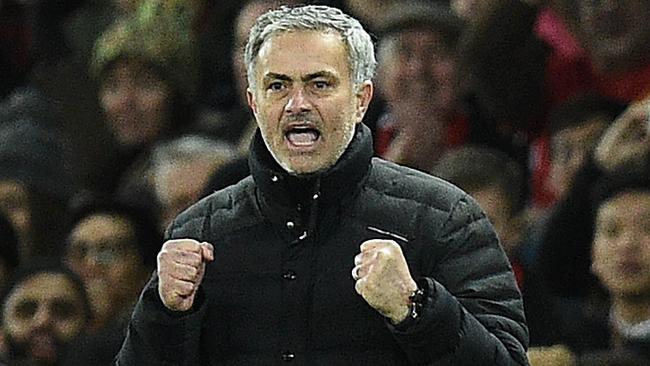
[390,283,424,324]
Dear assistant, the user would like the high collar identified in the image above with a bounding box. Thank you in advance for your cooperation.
[249,123,374,209]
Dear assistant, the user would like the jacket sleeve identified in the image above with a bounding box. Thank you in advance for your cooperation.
[115,214,211,366]
[114,274,207,366]
[389,195,530,365]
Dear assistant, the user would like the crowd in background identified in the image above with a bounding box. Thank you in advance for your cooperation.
[0,0,649,365]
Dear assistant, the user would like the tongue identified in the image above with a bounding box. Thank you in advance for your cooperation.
[287,130,318,145]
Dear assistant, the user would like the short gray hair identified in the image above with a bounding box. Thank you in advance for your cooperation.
[151,135,237,202]
[244,5,377,88]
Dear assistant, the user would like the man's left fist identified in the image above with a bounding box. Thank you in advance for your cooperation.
[352,239,418,323]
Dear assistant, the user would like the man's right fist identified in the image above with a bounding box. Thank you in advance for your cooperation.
[157,239,214,312]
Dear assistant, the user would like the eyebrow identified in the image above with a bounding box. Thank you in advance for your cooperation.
[302,71,337,82]
[263,71,338,83]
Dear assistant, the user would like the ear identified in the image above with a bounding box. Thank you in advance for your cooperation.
[354,80,374,123]
[246,88,258,117]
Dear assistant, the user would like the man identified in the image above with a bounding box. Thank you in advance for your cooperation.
[1,263,91,366]
[374,1,466,171]
[529,169,650,365]
[116,5,528,365]
[149,135,237,230]
[545,94,624,202]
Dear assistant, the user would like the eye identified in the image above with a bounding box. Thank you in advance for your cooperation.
[14,300,37,319]
[50,299,78,320]
[268,81,285,92]
[313,80,330,90]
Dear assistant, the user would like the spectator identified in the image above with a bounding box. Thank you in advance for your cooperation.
[545,94,625,202]
[0,263,91,366]
[540,98,650,298]
[529,168,650,365]
[60,197,161,365]
[62,197,161,334]
[533,98,650,358]
[89,0,201,195]
[0,120,76,262]
[150,135,237,229]
[374,1,467,171]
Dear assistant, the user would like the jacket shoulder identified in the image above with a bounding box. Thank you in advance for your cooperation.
[165,176,258,240]
[367,158,468,212]
[364,158,489,241]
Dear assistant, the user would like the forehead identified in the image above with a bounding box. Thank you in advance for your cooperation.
[9,273,79,302]
[255,30,350,78]
[598,191,650,219]
[70,214,135,241]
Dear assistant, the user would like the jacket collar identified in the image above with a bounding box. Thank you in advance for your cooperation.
[249,123,374,209]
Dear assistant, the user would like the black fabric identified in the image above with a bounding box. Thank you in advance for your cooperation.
[116,124,529,365]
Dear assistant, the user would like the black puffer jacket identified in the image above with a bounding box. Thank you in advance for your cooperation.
[116,124,529,365]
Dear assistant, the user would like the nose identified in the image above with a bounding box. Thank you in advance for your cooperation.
[284,87,312,114]
[33,303,53,328]
[81,253,105,277]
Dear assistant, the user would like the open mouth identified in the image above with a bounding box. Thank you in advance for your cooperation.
[285,125,321,147]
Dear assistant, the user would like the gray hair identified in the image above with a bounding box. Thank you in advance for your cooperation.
[151,135,237,202]
[244,5,377,88]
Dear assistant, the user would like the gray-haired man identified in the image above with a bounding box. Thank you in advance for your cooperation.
[116,5,529,365]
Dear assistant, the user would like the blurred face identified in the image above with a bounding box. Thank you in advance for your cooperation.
[378,29,456,111]
[550,116,608,198]
[0,180,32,257]
[574,0,650,71]
[99,59,172,148]
[592,191,650,299]
[65,214,147,326]
[158,160,219,229]
[2,273,87,365]
[247,31,373,175]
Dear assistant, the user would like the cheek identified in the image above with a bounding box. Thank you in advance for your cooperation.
[4,318,30,340]
[56,319,86,341]
[99,91,121,117]
[107,258,141,283]
[138,89,169,112]
[431,60,455,85]
[591,240,612,275]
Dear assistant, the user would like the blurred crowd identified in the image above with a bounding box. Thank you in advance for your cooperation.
[0,0,649,365]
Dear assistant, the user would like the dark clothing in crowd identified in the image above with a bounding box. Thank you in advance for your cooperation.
[116,124,528,365]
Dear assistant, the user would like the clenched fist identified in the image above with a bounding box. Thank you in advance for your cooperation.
[352,239,417,324]
[157,239,214,312]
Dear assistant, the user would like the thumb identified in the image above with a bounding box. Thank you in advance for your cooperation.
[201,242,214,262]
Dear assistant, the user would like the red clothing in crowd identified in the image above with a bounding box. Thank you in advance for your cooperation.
[530,8,650,208]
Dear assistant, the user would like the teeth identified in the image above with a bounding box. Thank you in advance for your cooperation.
[286,128,319,145]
